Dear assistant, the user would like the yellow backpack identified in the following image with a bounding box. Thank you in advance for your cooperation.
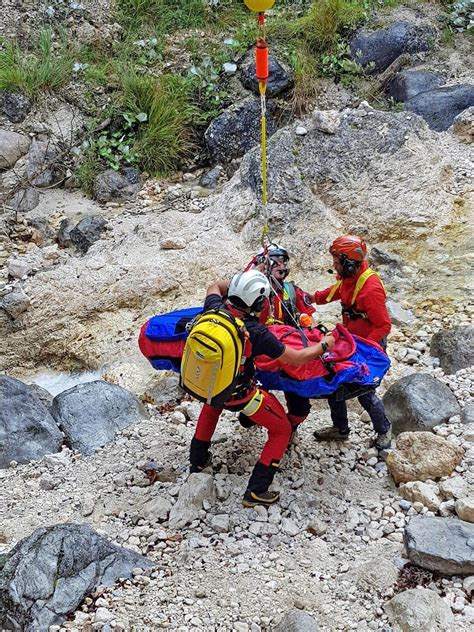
[180,309,247,407]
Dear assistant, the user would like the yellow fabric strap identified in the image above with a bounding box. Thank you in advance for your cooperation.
[242,389,263,417]
[325,280,342,303]
[351,268,384,305]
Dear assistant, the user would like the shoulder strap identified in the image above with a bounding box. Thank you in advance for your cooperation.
[351,268,384,305]
[283,282,297,306]
[325,280,342,303]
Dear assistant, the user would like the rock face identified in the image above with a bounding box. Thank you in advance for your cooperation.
[205,97,277,164]
[2,92,31,123]
[386,432,464,484]
[451,106,474,143]
[385,588,455,632]
[272,609,319,632]
[240,53,293,97]
[92,168,140,203]
[50,381,148,456]
[405,84,474,131]
[430,326,474,374]
[70,215,108,253]
[387,70,445,103]
[383,373,460,434]
[350,21,434,74]
[168,473,215,529]
[0,130,30,169]
[0,375,63,468]
[404,516,474,575]
[0,523,153,632]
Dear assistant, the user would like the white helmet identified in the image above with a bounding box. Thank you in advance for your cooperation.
[228,270,270,311]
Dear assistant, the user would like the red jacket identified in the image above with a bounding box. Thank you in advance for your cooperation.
[313,261,391,343]
[259,283,315,325]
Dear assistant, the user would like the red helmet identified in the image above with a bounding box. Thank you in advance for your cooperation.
[329,235,367,262]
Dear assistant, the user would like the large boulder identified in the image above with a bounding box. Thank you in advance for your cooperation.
[69,215,108,253]
[92,168,140,203]
[386,432,464,484]
[25,139,62,187]
[383,373,460,434]
[240,53,293,97]
[0,375,63,468]
[384,588,455,631]
[2,92,31,123]
[50,380,148,456]
[272,609,319,632]
[0,130,30,169]
[404,516,474,575]
[405,84,474,132]
[204,97,277,164]
[0,523,153,632]
[387,70,445,103]
[168,473,215,529]
[430,325,474,374]
[349,21,434,74]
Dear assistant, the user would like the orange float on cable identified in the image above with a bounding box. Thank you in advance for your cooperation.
[255,38,269,83]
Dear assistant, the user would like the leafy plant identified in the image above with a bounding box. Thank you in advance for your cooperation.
[449,0,474,32]
[96,111,147,171]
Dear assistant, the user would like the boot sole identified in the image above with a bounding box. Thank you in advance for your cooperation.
[313,435,350,442]
[242,494,280,508]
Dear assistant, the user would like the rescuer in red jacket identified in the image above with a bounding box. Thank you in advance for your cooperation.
[310,235,392,449]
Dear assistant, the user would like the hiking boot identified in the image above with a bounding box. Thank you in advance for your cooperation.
[375,428,392,450]
[189,456,212,474]
[242,489,280,508]
[313,426,350,442]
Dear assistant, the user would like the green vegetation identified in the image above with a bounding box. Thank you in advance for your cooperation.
[0,29,72,97]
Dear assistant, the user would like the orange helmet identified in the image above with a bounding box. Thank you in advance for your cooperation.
[329,235,367,262]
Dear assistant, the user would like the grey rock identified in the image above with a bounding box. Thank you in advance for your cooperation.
[142,375,184,406]
[29,216,55,245]
[0,375,63,468]
[405,84,474,132]
[387,70,445,103]
[8,258,30,280]
[350,21,435,74]
[200,166,222,188]
[139,496,173,522]
[386,300,415,326]
[383,373,460,434]
[461,402,474,425]
[26,139,61,187]
[92,169,140,203]
[404,515,474,575]
[369,246,403,268]
[168,473,215,529]
[385,587,455,631]
[0,130,30,169]
[51,380,148,456]
[6,187,40,213]
[28,383,54,410]
[70,215,108,253]
[0,288,31,319]
[430,326,474,374]
[57,218,73,247]
[451,106,474,143]
[272,609,319,632]
[0,523,153,632]
[2,92,31,123]
[240,53,293,97]
[205,97,277,164]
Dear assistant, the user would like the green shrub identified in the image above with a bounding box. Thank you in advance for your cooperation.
[0,29,72,97]
[450,0,474,32]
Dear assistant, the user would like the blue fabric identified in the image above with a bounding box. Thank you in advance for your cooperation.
[145,307,201,341]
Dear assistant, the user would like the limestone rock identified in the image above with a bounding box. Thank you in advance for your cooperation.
[139,496,173,522]
[272,609,319,632]
[160,238,186,250]
[92,169,140,203]
[430,325,474,374]
[311,109,341,134]
[385,587,455,631]
[240,53,293,97]
[386,300,415,326]
[399,481,442,512]
[386,432,464,484]
[70,215,108,253]
[168,473,215,529]
[406,84,474,132]
[462,402,474,425]
[350,21,434,74]
[383,373,460,434]
[0,130,30,169]
[205,97,277,164]
[404,515,474,575]
[451,106,474,143]
[51,380,148,456]
[57,218,73,247]
[387,70,445,103]
[455,498,474,523]
[28,383,54,410]
[2,92,31,123]
[6,187,39,213]
[0,523,153,631]
[200,165,222,189]
[439,476,467,500]
[0,375,63,468]
[26,139,61,187]
[350,558,399,593]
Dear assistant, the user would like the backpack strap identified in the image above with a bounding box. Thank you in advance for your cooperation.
[350,268,384,305]
[325,280,342,303]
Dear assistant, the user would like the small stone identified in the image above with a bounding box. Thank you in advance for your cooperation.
[455,498,474,523]
[169,411,186,425]
[159,238,186,250]
[295,126,308,136]
[210,514,230,533]
[307,518,327,536]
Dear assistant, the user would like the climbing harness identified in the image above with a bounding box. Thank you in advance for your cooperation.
[244,0,275,247]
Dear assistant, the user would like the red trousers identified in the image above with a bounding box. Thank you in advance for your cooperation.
[194,389,292,466]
